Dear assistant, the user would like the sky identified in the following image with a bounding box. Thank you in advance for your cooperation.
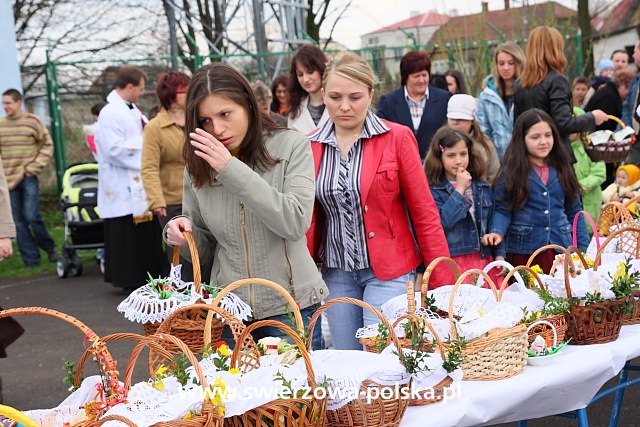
[324,0,582,49]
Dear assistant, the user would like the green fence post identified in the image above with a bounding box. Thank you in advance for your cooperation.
[45,46,65,193]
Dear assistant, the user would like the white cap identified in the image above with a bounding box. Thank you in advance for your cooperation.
[447,94,476,120]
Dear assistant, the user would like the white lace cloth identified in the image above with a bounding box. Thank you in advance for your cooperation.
[297,349,411,410]
[117,265,252,324]
[380,347,463,392]
[23,376,104,426]
[455,301,523,340]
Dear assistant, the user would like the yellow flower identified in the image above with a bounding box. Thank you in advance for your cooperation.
[531,265,543,275]
[155,364,168,376]
[217,344,230,357]
[208,376,228,417]
[152,379,164,391]
[614,262,626,280]
[184,412,194,420]
[229,368,240,375]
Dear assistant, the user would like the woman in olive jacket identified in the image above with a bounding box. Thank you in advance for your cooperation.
[514,26,607,161]
[164,63,328,349]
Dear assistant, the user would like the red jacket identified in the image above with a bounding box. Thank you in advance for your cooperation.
[306,120,453,287]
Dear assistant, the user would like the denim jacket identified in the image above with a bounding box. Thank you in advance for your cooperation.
[490,167,589,254]
[430,178,501,258]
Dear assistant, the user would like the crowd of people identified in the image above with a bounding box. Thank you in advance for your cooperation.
[2,25,640,354]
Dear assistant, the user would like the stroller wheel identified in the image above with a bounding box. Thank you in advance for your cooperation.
[99,256,105,275]
[57,258,71,278]
[69,255,83,277]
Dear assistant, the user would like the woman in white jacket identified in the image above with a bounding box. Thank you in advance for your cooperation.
[287,44,329,134]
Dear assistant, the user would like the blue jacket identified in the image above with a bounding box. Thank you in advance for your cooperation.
[430,179,501,258]
[377,85,451,160]
[622,73,640,128]
[490,167,589,254]
[476,77,513,161]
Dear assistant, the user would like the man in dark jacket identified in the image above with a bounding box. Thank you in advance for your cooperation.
[377,51,451,160]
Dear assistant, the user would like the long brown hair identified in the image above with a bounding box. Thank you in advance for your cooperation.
[491,42,525,96]
[424,126,486,184]
[184,63,279,188]
[288,45,326,119]
[520,26,568,88]
[496,108,580,210]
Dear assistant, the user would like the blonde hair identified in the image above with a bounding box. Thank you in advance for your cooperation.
[492,42,525,96]
[520,26,568,88]
[323,52,376,91]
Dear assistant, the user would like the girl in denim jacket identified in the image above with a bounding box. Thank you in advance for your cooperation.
[425,127,503,285]
[484,109,589,273]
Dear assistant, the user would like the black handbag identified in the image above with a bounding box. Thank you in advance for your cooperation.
[0,309,24,358]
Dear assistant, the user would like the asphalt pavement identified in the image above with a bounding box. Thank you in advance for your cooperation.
[1,264,640,426]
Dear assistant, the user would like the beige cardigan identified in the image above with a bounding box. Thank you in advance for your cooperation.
[0,156,16,239]
[141,108,186,210]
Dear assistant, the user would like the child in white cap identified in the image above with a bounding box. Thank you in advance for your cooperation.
[447,94,500,181]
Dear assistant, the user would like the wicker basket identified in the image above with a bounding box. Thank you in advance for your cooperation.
[307,297,411,426]
[226,319,327,427]
[0,307,126,425]
[107,333,223,427]
[583,115,634,163]
[143,231,224,350]
[555,241,627,345]
[445,269,529,381]
[592,226,640,326]
[502,264,569,345]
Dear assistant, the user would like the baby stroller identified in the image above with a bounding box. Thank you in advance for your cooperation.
[57,163,104,278]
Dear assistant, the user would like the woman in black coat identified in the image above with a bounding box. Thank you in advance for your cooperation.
[514,26,607,161]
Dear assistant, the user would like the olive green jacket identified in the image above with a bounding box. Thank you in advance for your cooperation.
[177,129,328,319]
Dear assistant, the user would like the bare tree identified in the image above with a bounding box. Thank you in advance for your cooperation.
[306,0,352,48]
[13,0,163,95]
[577,0,593,76]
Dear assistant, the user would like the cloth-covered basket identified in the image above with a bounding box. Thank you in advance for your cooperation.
[501,265,568,345]
[445,269,528,381]
[141,231,224,349]
[308,297,411,427]
[593,226,640,326]
[226,319,327,427]
[554,239,630,345]
[583,115,634,163]
[0,307,126,426]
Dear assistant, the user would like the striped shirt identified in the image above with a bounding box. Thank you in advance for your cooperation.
[309,111,390,271]
[404,86,429,132]
[0,111,53,190]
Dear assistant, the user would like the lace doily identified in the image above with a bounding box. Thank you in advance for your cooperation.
[456,301,523,341]
[299,349,411,411]
[380,347,463,392]
[117,264,252,324]
[430,284,495,318]
[542,269,616,300]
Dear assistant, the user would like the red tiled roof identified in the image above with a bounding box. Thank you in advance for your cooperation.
[365,12,450,35]
[591,0,640,35]
[429,2,577,44]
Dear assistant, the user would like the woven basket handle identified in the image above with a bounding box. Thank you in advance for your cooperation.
[501,265,546,292]
[594,226,640,267]
[171,230,202,293]
[74,332,169,388]
[607,115,627,129]
[124,333,208,390]
[391,313,446,360]
[406,280,416,314]
[210,278,304,334]
[421,257,461,304]
[573,211,600,266]
[87,415,138,427]
[306,297,403,355]
[447,268,500,339]
[623,194,640,208]
[0,307,120,403]
[231,319,317,388]
[526,319,557,348]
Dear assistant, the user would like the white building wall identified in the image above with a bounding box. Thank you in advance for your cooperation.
[0,0,23,118]
[593,30,639,70]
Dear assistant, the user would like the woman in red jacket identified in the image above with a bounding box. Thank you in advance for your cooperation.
[306,52,451,350]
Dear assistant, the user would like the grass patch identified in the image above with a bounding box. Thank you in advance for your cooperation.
[0,196,98,281]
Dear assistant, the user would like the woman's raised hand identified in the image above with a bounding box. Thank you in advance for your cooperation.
[190,128,232,172]
[165,216,193,246]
